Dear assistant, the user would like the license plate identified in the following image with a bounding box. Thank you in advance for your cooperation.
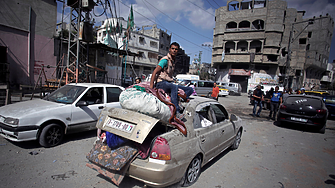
[104,118,135,133]
[291,117,308,122]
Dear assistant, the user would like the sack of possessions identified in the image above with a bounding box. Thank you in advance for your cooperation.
[119,87,171,122]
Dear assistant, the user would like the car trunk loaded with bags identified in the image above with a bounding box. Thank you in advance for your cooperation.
[86,82,186,186]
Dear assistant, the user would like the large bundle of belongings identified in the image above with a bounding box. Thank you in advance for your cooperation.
[86,82,187,185]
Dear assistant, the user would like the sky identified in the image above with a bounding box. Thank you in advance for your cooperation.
[57,0,335,65]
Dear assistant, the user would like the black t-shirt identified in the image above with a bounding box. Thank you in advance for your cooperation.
[253,89,263,101]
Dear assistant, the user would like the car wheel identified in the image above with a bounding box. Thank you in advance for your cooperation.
[180,155,202,187]
[39,123,64,147]
[319,123,326,134]
[231,130,242,150]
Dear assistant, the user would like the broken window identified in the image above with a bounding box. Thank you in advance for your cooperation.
[138,51,144,59]
[148,52,158,59]
[239,21,250,30]
[254,0,266,8]
[295,70,301,76]
[241,0,252,10]
[252,20,264,30]
[299,38,307,44]
[226,22,237,30]
[228,1,239,11]
[267,55,278,62]
[225,41,235,53]
[139,37,144,44]
[237,41,248,52]
[250,40,262,53]
[308,32,312,38]
[150,41,158,48]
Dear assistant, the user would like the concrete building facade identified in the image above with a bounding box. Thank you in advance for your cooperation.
[0,0,57,87]
[97,19,173,79]
[212,0,334,92]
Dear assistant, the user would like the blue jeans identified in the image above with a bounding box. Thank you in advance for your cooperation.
[156,81,194,113]
[253,100,262,116]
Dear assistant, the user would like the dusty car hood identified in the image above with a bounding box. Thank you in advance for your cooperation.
[0,99,65,118]
[96,108,160,144]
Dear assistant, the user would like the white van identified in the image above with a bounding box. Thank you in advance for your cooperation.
[217,82,242,95]
[179,80,214,97]
[176,74,200,81]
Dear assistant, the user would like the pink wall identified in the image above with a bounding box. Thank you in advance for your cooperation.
[0,25,56,87]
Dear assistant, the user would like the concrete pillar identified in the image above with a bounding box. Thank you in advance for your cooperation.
[261,40,264,53]
[234,41,238,52]
[247,40,252,52]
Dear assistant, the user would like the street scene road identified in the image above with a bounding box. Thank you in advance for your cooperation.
[0,94,335,188]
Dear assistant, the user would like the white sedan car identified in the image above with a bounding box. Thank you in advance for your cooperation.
[0,83,124,147]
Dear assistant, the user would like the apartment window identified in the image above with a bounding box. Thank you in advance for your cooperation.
[139,37,144,44]
[150,41,158,48]
[138,51,144,58]
[299,38,307,44]
[267,55,278,62]
[295,70,301,76]
[148,52,158,59]
[308,32,312,38]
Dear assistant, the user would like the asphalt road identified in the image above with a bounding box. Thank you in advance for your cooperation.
[0,94,334,188]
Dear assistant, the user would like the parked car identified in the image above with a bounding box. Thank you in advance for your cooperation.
[305,90,329,97]
[93,96,243,187]
[323,95,335,117]
[217,82,242,95]
[277,95,328,133]
[0,83,124,147]
[218,85,229,97]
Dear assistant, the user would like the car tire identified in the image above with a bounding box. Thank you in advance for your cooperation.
[180,155,202,187]
[319,124,326,134]
[39,123,64,147]
[231,130,242,150]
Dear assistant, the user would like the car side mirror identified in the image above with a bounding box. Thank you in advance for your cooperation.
[76,101,88,107]
[230,114,238,122]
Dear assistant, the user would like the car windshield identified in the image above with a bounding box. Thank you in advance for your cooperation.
[285,96,322,107]
[43,85,87,104]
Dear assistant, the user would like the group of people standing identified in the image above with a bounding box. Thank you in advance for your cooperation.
[252,85,307,120]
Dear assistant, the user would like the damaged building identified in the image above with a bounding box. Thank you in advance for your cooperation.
[212,0,334,92]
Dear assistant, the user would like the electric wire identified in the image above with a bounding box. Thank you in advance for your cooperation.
[185,0,215,17]
[116,0,211,52]
[212,0,221,8]
[143,0,212,40]
[205,0,217,9]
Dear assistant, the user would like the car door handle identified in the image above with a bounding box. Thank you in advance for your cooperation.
[221,129,225,134]
[98,106,104,109]
[200,135,206,143]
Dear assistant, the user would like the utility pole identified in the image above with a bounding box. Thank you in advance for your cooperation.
[66,0,95,84]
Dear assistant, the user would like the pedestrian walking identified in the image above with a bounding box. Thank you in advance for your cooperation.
[269,86,282,120]
[252,84,264,117]
[210,82,220,101]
